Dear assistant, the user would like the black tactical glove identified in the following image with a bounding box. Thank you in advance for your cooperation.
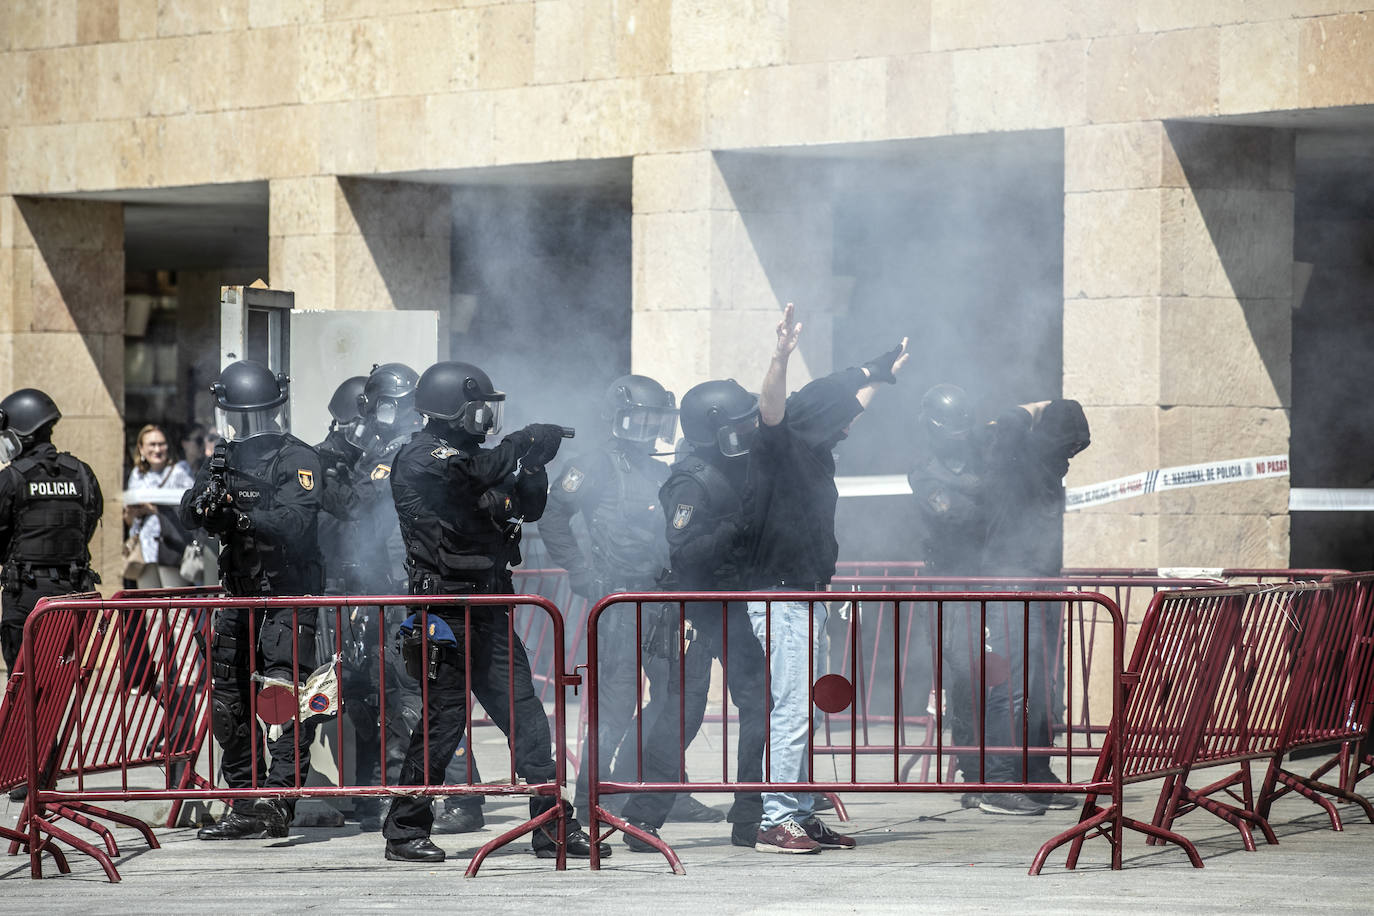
[568,567,602,599]
[862,341,905,384]
[522,423,566,468]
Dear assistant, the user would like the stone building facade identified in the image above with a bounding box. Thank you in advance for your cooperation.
[3,2,1374,588]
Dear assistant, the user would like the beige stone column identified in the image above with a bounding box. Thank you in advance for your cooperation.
[631,152,837,401]
[0,196,126,591]
[269,177,452,337]
[1063,122,1294,569]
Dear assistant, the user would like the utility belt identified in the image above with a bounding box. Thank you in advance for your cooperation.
[2,560,95,592]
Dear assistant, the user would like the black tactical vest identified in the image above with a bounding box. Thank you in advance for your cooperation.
[6,451,97,566]
[584,447,668,586]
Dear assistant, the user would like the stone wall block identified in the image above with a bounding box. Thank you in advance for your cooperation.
[1156,406,1290,469]
[1063,510,1160,569]
[632,210,712,311]
[533,0,585,84]
[8,124,81,193]
[950,40,1086,134]
[1064,122,1164,193]
[248,0,326,29]
[299,18,389,104]
[19,0,78,50]
[1159,188,1293,299]
[25,47,94,125]
[268,235,336,310]
[1161,123,1294,191]
[1063,298,1160,406]
[146,36,198,116]
[78,0,122,45]
[118,0,158,41]
[269,176,336,238]
[632,152,714,215]
[339,178,449,241]
[706,64,830,150]
[639,72,707,152]
[316,99,378,175]
[1085,29,1219,123]
[93,41,154,124]
[670,0,787,74]
[828,57,888,142]
[1158,475,1289,517]
[424,90,496,170]
[385,10,475,96]
[491,82,595,165]
[13,331,119,416]
[1063,405,1160,512]
[7,251,34,336]
[156,0,249,36]
[1299,12,1374,108]
[234,25,304,110]
[478,2,535,90]
[707,307,828,386]
[885,51,953,139]
[1158,297,1290,408]
[1063,189,1162,300]
[1134,0,1250,32]
[16,198,122,252]
[241,105,319,179]
[0,53,20,127]
[612,0,672,78]
[31,249,125,335]
[631,308,711,402]
[374,95,428,172]
[1219,19,1300,115]
[789,0,930,63]
[575,78,646,159]
[1158,512,1287,568]
[111,119,166,189]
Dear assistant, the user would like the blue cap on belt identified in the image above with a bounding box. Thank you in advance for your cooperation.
[398,613,458,648]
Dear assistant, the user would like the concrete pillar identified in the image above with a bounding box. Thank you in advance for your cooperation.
[0,195,126,591]
[631,151,836,401]
[268,177,452,348]
[1063,122,1294,569]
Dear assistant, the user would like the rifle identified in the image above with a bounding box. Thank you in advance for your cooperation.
[191,442,231,522]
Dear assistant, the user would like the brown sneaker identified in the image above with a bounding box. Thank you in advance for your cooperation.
[801,816,856,850]
[754,819,821,854]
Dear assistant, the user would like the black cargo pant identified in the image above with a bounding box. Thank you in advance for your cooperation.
[210,605,317,816]
[382,580,556,843]
[329,604,484,819]
[620,601,766,830]
[575,602,677,813]
[2,570,92,675]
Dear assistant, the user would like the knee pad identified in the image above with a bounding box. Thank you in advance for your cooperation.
[211,696,247,745]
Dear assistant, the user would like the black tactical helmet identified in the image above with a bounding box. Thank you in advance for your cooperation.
[327,376,367,424]
[415,361,505,437]
[211,360,289,440]
[920,383,973,442]
[602,374,677,443]
[0,388,61,436]
[358,363,419,417]
[679,379,759,457]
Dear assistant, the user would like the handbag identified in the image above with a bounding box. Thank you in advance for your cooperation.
[179,541,205,583]
[121,533,146,580]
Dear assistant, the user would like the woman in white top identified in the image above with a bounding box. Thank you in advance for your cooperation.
[124,424,196,588]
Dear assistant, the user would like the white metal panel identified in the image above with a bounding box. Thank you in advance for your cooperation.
[288,310,439,443]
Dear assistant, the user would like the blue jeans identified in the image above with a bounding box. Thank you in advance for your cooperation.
[746,594,829,828]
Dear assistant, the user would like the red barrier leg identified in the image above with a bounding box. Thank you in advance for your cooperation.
[30,818,121,883]
[47,804,119,857]
[592,806,686,876]
[0,824,70,874]
[464,796,564,878]
[60,802,161,850]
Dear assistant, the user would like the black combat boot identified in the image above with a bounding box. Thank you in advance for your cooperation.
[197,809,271,840]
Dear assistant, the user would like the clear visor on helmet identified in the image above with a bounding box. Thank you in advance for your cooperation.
[341,417,368,448]
[0,430,21,464]
[373,394,418,430]
[716,411,759,457]
[458,399,505,439]
[612,406,679,443]
[217,405,286,441]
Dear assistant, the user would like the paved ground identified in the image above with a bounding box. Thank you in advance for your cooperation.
[2,780,1371,914]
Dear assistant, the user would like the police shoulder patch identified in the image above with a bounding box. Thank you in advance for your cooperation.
[672,504,694,529]
[430,445,459,460]
[297,469,315,491]
[370,463,391,480]
[561,467,584,492]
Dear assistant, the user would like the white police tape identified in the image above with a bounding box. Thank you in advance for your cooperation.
[1064,454,1289,510]
[834,454,1293,510]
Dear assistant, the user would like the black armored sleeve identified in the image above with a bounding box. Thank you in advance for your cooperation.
[511,465,548,522]
[83,461,103,543]
[661,473,739,585]
[178,460,213,532]
[540,450,610,575]
[250,441,323,546]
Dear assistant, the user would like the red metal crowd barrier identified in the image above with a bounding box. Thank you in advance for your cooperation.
[581,589,1125,875]
[12,592,574,882]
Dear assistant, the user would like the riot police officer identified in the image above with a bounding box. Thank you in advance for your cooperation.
[337,363,486,834]
[0,389,103,675]
[180,361,325,840]
[619,379,768,851]
[316,375,367,591]
[542,374,720,824]
[382,360,608,863]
